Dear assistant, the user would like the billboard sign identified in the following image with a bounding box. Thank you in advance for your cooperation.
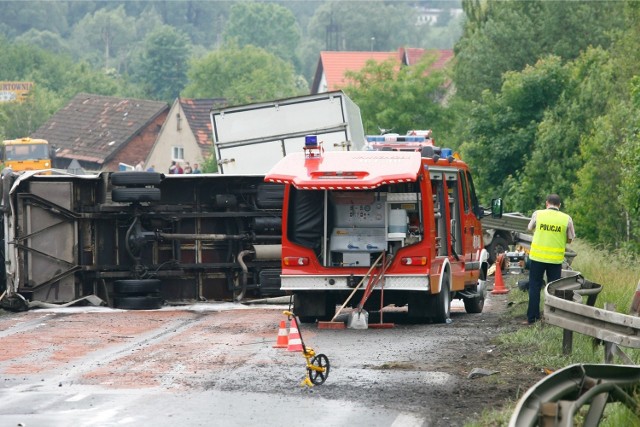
[0,82,34,103]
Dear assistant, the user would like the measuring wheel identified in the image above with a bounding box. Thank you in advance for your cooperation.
[308,354,330,385]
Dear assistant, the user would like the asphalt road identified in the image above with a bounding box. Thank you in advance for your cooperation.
[0,295,514,427]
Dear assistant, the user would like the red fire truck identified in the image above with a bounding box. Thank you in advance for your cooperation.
[265,135,501,323]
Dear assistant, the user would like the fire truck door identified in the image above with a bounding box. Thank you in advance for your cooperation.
[445,172,465,290]
[430,173,448,257]
[460,169,483,285]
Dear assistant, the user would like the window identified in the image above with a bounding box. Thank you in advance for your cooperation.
[459,170,470,213]
[172,146,184,161]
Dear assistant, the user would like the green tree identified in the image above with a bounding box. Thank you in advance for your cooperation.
[515,48,615,214]
[459,56,568,205]
[223,2,301,65]
[341,54,449,136]
[0,35,137,137]
[453,2,543,101]
[454,0,624,101]
[0,86,63,138]
[183,44,303,105]
[0,1,69,38]
[131,25,191,102]
[14,30,70,55]
[69,5,136,73]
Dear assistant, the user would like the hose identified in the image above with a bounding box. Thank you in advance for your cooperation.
[235,249,255,302]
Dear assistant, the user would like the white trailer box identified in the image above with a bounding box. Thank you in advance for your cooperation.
[210,91,365,174]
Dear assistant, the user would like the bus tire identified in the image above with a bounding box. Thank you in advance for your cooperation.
[111,171,163,186]
[112,187,161,203]
[114,279,161,295]
[113,296,163,310]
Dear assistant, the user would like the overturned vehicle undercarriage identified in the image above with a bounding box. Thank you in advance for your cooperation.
[0,170,284,311]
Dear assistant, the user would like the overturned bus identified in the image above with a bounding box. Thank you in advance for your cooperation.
[0,170,284,311]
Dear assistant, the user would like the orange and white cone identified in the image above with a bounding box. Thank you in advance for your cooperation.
[491,253,509,295]
[286,317,303,352]
[273,320,289,349]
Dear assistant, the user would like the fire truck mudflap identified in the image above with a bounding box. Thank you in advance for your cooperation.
[265,139,491,324]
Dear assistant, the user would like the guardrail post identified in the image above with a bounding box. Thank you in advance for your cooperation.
[556,289,574,355]
[604,303,616,363]
[631,280,640,316]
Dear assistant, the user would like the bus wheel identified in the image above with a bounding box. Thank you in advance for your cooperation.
[114,279,161,295]
[111,171,163,186]
[112,187,161,203]
[113,296,163,310]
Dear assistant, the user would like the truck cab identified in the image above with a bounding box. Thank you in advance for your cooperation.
[265,137,492,323]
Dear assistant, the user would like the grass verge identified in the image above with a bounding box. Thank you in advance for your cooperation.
[466,239,640,427]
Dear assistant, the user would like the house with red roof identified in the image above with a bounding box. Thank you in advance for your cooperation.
[146,98,225,174]
[311,48,454,94]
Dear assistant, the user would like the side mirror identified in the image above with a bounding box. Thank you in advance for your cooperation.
[491,198,503,218]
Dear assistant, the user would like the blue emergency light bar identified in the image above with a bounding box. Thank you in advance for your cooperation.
[305,135,318,146]
[366,135,427,143]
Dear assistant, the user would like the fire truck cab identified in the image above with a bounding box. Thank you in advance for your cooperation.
[265,136,496,323]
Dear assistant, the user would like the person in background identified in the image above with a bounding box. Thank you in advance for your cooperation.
[175,162,184,174]
[524,193,575,325]
[169,161,177,174]
[192,163,202,174]
[183,162,192,174]
[135,160,144,171]
[146,165,155,172]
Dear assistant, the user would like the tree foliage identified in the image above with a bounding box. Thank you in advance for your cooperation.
[223,2,301,66]
[182,44,303,106]
[131,25,191,102]
[69,5,136,73]
[459,56,568,205]
[0,35,135,138]
[342,55,449,136]
[454,0,624,101]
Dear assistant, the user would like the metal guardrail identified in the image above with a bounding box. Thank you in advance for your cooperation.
[509,273,640,426]
[508,363,640,427]
[544,273,640,351]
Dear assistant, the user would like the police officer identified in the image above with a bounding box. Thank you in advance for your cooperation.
[525,194,575,325]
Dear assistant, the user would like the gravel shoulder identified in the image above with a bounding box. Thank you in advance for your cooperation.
[0,289,543,427]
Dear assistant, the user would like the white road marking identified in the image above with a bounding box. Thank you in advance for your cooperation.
[391,412,428,427]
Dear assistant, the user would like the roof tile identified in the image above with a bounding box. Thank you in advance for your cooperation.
[32,93,168,165]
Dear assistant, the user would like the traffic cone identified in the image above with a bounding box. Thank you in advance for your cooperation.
[273,320,289,348]
[286,317,303,352]
[491,253,509,295]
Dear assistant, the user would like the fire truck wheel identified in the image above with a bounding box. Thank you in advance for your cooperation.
[111,171,163,186]
[113,296,163,310]
[114,279,161,295]
[308,354,330,385]
[112,187,161,203]
[463,293,485,314]
[431,271,451,323]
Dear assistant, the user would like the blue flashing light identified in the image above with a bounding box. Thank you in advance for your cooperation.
[305,135,318,146]
[441,148,453,158]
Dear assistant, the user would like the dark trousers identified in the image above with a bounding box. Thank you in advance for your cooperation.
[527,260,562,323]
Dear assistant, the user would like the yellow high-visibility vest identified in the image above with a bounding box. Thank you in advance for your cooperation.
[529,209,569,264]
